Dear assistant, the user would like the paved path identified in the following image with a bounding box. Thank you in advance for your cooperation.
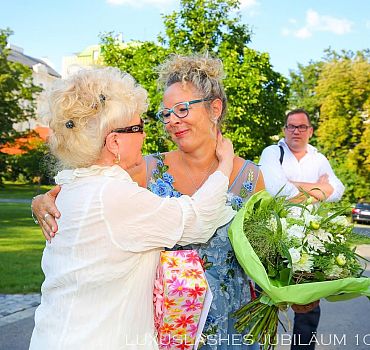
[0,294,40,350]
[0,294,40,325]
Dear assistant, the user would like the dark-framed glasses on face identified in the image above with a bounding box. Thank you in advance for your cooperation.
[104,119,144,145]
[156,97,213,124]
[285,124,311,132]
[111,119,144,134]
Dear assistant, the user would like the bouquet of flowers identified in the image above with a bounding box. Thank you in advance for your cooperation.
[228,190,370,349]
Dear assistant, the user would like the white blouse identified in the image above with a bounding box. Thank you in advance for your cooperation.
[29,165,234,350]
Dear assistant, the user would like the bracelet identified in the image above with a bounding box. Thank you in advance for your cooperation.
[31,196,39,225]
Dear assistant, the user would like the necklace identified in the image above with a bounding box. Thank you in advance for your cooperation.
[180,152,218,191]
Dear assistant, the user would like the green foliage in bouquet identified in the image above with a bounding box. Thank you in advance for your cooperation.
[229,190,370,349]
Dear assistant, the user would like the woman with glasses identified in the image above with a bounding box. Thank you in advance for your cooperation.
[145,54,264,349]
[33,55,264,349]
[29,67,236,350]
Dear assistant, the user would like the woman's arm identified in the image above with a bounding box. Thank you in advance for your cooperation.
[105,134,235,251]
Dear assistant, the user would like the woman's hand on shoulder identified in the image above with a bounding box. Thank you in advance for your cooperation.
[32,186,61,241]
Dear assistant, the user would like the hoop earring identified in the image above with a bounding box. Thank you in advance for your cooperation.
[114,153,121,164]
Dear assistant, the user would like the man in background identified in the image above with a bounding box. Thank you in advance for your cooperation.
[259,108,345,349]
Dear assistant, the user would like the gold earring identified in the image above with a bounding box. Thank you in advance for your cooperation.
[114,153,121,164]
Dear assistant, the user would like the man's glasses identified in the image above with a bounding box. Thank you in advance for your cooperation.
[156,98,213,124]
[111,118,144,134]
[285,124,311,133]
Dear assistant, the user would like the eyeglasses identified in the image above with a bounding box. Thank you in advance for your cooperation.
[111,119,144,134]
[156,98,213,124]
[104,119,144,145]
[285,124,311,133]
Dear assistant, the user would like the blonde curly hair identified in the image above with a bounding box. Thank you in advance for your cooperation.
[157,54,227,124]
[43,67,148,168]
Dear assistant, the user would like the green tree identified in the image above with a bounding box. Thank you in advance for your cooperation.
[0,28,41,183]
[289,60,323,130]
[161,0,289,160]
[100,0,289,160]
[0,28,41,144]
[161,0,250,56]
[315,51,370,202]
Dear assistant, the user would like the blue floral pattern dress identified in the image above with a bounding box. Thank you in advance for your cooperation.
[145,153,261,350]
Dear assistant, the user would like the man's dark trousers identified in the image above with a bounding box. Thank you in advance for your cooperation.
[291,305,320,349]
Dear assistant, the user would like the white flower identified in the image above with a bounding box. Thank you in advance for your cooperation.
[268,216,288,233]
[292,253,314,272]
[305,234,326,253]
[304,213,321,228]
[335,234,346,243]
[331,215,349,227]
[288,247,301,263]
[287,206,302,218]
[325,265,343,278]
[280,218,288,233]
[267,216,277,231]
[315,229,333,243]
[287,224,305,240]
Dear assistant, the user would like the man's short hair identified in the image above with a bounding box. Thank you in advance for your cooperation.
[285,108,312,126]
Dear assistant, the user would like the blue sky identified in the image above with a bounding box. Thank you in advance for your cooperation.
[2,0,369,77]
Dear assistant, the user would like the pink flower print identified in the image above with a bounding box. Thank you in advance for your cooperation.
[182,268,202,279]
[164,296,176,310]
[160,254,170,264]
[188,269,202,279]
[188,324,198,338]
[168,257,180,269]
[160,323,176,334]
[176,341,192,350]
[185,251,200,265]
[175,314,194,328]
[187,284,205,299]
[174,250,188,257]
[182,299,202,312]
[169,279,188,297]
[158,334,177,349]
[166,275,178,285]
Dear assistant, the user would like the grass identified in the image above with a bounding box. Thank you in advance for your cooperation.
[0,182,52,200]
[0,182,50,294]
[348,231,370,245]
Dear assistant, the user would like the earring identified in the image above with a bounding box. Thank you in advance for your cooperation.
[114,153,121,164]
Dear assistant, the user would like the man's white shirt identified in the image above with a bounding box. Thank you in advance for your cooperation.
[259,138,344,202]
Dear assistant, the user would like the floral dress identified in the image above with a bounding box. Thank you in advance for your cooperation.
[145,153,261,350]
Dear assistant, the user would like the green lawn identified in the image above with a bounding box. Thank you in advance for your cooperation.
[0,183,49,293]
[0,182,52,200]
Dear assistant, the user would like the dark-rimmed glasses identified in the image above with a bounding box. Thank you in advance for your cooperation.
[156,98,213,124]
[285,124,311,133]
[104,119,144,145]
[111,118,144,134]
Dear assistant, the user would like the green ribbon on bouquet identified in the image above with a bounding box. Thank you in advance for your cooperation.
[228,191,370,305]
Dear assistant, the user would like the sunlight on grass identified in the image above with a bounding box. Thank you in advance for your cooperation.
[0,202,45,293]
[0,182,52,200]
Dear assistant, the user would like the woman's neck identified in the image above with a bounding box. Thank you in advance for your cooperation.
[177,143,218,172]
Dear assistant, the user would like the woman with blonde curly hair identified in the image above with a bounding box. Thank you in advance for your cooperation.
[29,66,236,350]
